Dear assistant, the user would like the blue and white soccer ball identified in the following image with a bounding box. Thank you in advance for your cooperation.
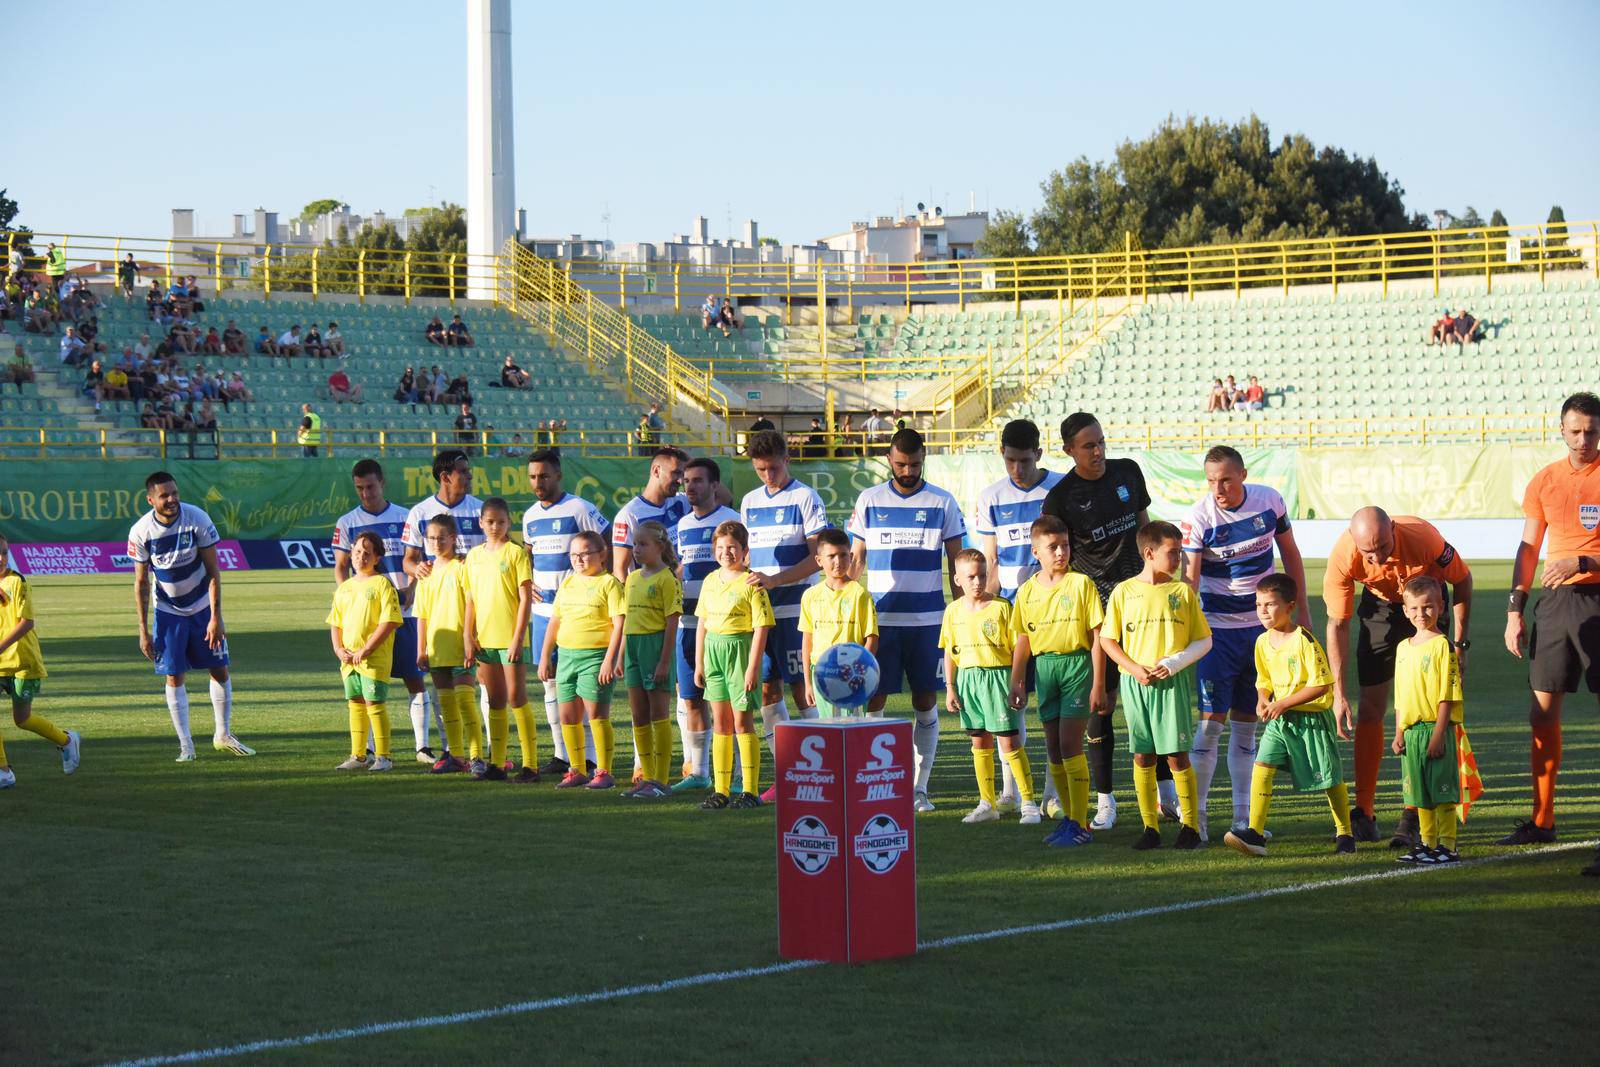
[812,643,880,709]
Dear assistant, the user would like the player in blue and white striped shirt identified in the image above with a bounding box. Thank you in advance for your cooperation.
[848,428,965,811]
[611,447,690,580]
[973,420,1065,600]
[741,430,828,782]
[127,471,253,761]
[670,457,739,791]
[333,459,437,764]
[523,448,608,776]
[1181,445,1311,840]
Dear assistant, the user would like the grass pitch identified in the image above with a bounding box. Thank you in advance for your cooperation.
[2,563,1596,1064]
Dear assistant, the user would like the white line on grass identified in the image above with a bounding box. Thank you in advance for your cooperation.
[110,840,1596,1066]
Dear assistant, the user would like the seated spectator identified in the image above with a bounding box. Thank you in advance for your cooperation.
[139,401,167,430]
[224,371,253,403]
[185,276,205,314]
[445,314,473,347]
[202,327,223,355]
[749,414,776,434]
[500,354,529,390]
[303,323,329,359]
[700,294,721,334]
[277,325,304,357]
[395,367,419,407]
[1428,309,1455,345]
[719,299,743,333]
[254,326,278,355]
[145,280,163,321]
[453,402,479,448]
[134,333,154,362]
[443,371,472,405]
[166,277,191,318]
[168,323,196,355]
[102,363,132,403]
[502,433,526,458]
[1222,375,1240,411]
[60,326,88,366]
[137,360,159,401]
[425,365,448,405]
[1242,375,1265,414]
[1452,308,1482,344]
[7,344,35,392]
[425,316,446,346]
[25,289,57,334]
[82,359,106,409]
[325,322,344,358]
[803,416,827,459]
[222,320,246,354]
[328,367,364,404]
[1204,378,1225,413]
[195,397,219,431]
[172,399,197,434]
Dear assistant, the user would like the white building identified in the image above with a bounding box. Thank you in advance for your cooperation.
[818,207,989,262]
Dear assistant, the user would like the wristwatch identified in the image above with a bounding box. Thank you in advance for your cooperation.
[1453,639,1471,651]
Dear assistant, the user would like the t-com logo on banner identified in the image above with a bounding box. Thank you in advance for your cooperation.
[782,815,839,875]
[853,814,910,874]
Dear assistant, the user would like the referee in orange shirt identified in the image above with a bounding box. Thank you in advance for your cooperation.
[1501,391,1600,875]
[1324,508,1472,847]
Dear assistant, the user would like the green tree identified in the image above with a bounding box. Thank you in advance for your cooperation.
[975,209,1032,259]
[297,198,343,224]
[1489,209,1507,228]
[1543,204,1582,269]
[0,187,19,231]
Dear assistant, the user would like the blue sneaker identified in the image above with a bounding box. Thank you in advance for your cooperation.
[1044,818,1091,846]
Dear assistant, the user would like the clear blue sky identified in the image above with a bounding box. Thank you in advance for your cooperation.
[11,0,1599,245]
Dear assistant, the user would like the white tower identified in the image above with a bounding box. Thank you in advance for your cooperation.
[466,0,515,300]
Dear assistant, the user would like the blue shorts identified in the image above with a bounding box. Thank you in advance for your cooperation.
[390,617,422,680]
[530,613,558,674]
[761,616,805,686]
[152,607,229,677]
[676,625,703,700]
[1197,624,1262,717]
[875,624,944,696]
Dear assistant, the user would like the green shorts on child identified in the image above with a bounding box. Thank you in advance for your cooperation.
[1120,671,1194,755]
[1400,721,1460,807]
[702,631,758,713]
[623,631,674,690]
[343,673,389,702]
[956,665,1018,734]
[1035,650,1092,722]
[1256,709,1343,791]
[556,646,615,703]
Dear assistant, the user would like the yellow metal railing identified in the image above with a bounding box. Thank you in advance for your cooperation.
[3,230,500,305]
[495,239,732,445]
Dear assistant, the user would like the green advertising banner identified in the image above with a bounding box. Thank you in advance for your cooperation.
[1294,443,1561,521]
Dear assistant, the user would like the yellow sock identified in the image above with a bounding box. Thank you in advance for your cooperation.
[17,711,68,747]
[1326,782,1352,837]
[1064,753,1091,826]
[1048,760,1070,810]
[971,746,996,806]
[488,707,509,767]
[457,688,485,760]
[1417,805,1438,848]
[1133,762,1160,831]
[736,731,762,794]
[1174,764,1198,830]
[439,686,464,754]
[367,703,391,758]
[712,731,734,796]
[1002,747,1035,805]
[1434,804,1458,850]
[560,722,587,773]
[632,723,654,780]
[651,718,675,782]
[591,718,615,774]
[347,700,369,758]
[512,703,538,769]
[1249,764,1277,834]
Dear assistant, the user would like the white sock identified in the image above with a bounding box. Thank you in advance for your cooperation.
[760,700,788,755]
[913,707,939,793]
[545,689,566,761]
[166,685,192,749]
[1190,718,1224,818]
[1158,776,1179,808]
[207,677,231,738]
[479,686,492,750]
[1000,718,1027,796]
[676,701,694,773]
[410,690,430,750]
[584,722,597,765]
[795,704,820,721]
[1227,718,1259,824]
[689,729,709,776]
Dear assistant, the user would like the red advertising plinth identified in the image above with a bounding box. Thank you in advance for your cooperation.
[774,718,917,964]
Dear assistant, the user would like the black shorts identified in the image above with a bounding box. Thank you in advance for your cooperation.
[1529,584,1600,694]
[1354,589,1452,688]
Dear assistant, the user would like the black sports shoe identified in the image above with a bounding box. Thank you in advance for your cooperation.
[512,766,540,784]
[1496,819,1557,846]
[1334,834,1357,855]
[475,762,508,781]
[701,792,730,810]
[1224,827,1268,857]
[730,791,762,809]
[1132,827,1162,851]
[1396,845,1429,865]
[537,756,570,778]
[1173,825,1204,850]
[1351,807,1380,843]
[1389,807,1421,850]
[1431,846,1461,864]
[1580,851,1600,877]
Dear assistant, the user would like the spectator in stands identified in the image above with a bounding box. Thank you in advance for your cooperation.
[1242,375,1266,414]
[117,254,138,299]
[185,276,205,314]
[395,367,419,408]
[82,358,105,410]
[646,400,666,437]
[836,413,857,456]
[328,367,364,404]
[145,280,163,321]
[1205,378,1226,413]
[325,322,345,358]
[297,403,321,457]
[1223,375,1241,411]
[76,314,100,348]
[225,371,253,404]
[6,245,24,282]
[891,408,909,432]
[25,289,57,334]
[139,401,168,431]
[446,314,474,347]
[426,365,448,405]
[7,344,34,392]
[502,433,526,458]
[202,326,223,356]
[862,407,891,445]
[718,299,742,333]
[701,294,721,334]
[302,323,329,359]
[500,354,530,390]
[102,363,132,404]
[749,414,776,434]
[635,412,656,455]
[1428,309,1455,345]
[804,416,827,459]
[443,371,472,405]
[195,397,219,432]
[277,325,304,357]
[44,243,66,293]
[60,326,87,366]
[222,320,245,354]
[254,326,278,356]
[425,316,446,346]
[1452,308,1482,344]
[133,333,153,362]
[453,402,480,450]
[168,322,195,356]
[166,276,191,318]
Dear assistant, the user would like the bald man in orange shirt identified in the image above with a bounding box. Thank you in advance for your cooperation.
[1324,508,1472,847]
[1500,391,1600,874]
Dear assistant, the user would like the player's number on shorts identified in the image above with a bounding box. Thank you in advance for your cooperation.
[786,649,804,678]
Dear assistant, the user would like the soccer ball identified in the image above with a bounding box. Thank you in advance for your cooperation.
[811,643,880,709]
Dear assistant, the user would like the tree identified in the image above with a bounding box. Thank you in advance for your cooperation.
[974,209,1032,260]
[0,187,18,231]
[1489,209,1507,228]
[298,198,343,224]
[1543,204,1582,269]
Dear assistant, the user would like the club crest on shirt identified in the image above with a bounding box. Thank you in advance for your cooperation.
[1116,485,1130,503]
[1581,504,1599,531]
[1167,591,1183,613]
[1253,515,1267,532]
[1421,653,1432,673]
[981,619,999,641]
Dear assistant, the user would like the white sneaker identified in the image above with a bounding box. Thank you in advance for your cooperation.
[1090,792,1117,831]
[61,730,82,775]
[0,767,15,789]
[962,800,1000,824]
[1019,800,1042,825]
[214,735,256,756]
[368,756,394,772]
[913,790,935,813]
[994,790,1020,814]
[1043,795,1064,819]
[336,756,370,771]
[1158,780,1180,821]
[415,748,438,765]
[175,748,197,763]
[1230,819,1271,841]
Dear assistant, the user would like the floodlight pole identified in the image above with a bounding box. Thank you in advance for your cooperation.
[467,0,515,300]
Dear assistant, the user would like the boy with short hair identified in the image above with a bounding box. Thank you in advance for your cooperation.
[1223,573,1355,857]
[1099,521,1211,850]
[1391,575,1466,865]
[0,531,83,788]
[798,528,879,718]
[1009,515,1103,846]
[941,549,1038,825]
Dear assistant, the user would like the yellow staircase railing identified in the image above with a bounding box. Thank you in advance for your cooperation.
[496,239,732,446]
